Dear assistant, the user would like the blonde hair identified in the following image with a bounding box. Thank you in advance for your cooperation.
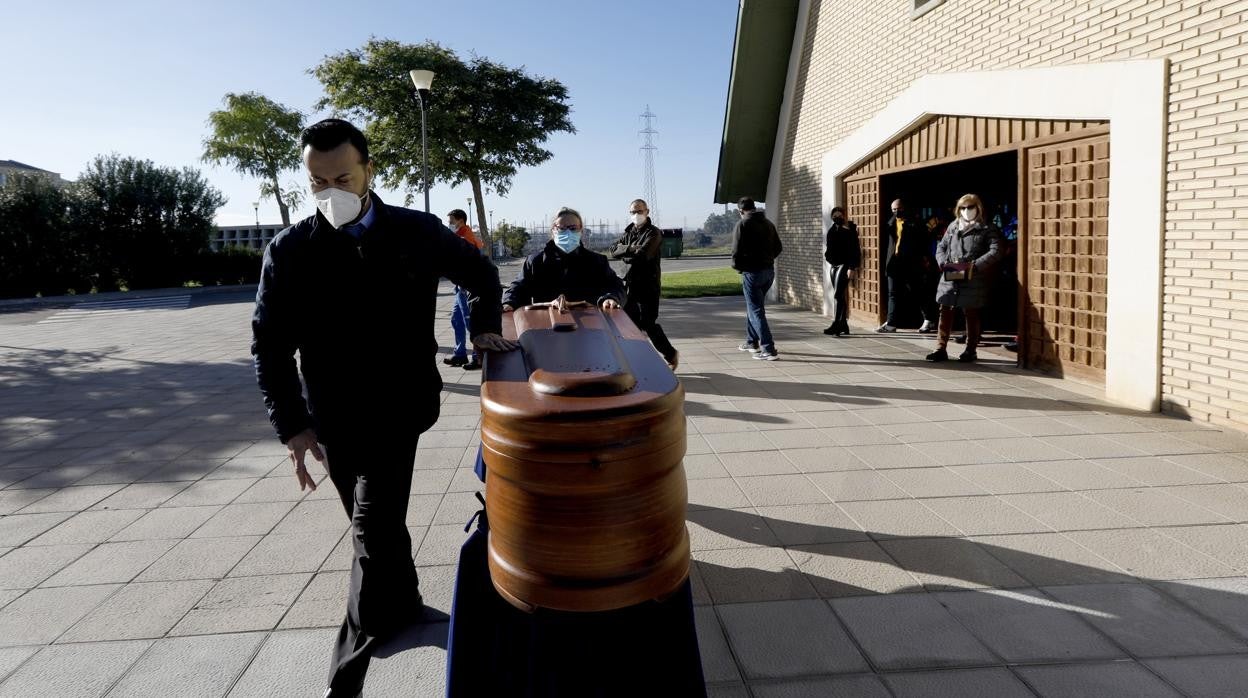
[955,193,984,222]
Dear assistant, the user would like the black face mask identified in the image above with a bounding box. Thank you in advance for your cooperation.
[892,210,904,218]
[832,216,844,225]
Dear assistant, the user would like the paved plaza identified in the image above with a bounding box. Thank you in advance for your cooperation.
[2,282,1248,697]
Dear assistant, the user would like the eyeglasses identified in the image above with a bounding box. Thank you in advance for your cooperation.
[629,210,646,215]
[554,225,580,231]
[959,206,978,211]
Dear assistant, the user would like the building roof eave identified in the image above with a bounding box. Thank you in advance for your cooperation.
[714,0,799,205]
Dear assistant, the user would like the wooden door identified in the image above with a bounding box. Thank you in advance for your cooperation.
[845,176,883,323]
[1023,134,1110,383]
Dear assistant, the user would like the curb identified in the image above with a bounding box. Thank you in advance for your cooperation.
[0,284,258,311]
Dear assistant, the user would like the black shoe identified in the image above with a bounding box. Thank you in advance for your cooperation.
[954,334,967,345]
[838,322,850,336]
[925,348,948,362]
[463,359,482,371]
[958,349,978,363]
[443,355,468,367]
[823,325,837,335]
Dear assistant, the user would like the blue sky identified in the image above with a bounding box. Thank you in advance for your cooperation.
[1,0,739,232]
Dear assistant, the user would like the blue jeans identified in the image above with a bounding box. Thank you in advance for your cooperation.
[742,268,775,353]
[450,288,477,360]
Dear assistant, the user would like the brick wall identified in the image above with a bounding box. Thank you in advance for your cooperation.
[777,0,1248,429]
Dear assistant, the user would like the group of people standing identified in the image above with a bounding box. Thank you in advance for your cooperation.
[823,195,1004,362]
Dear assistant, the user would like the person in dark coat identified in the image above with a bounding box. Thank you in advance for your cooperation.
[608,198,679,368]
[503,207,625,311]
[878,199,938,333]
[730,197,783,360]
[926,193,1004,363]
[251,118,517,698]
[823,206,861,336]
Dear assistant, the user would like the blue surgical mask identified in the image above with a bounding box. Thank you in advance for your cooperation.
[554,229,581,253]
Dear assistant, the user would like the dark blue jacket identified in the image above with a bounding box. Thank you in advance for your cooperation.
[502,241,625,309]
[251,193,502,444]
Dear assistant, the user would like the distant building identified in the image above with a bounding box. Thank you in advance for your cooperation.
[211,224,285,252]
[0,160,65,187]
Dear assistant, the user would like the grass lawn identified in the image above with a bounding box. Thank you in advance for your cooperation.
[660,267,741,299]
[681,245,732,257]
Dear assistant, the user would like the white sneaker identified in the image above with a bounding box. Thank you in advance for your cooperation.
[738,342,759,352]
[875,323,898,333]
[918,320,936,333]
[754,349,779,361]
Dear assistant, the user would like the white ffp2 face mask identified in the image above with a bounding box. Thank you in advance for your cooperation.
[314,187,366,229]
[630,213,647,227]
[960,208,977,222]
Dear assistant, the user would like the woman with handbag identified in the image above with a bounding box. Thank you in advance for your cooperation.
[926,193,1003,363]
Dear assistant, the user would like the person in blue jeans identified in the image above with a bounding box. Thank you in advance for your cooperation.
[444,209,486,370]
[729,197,783,360]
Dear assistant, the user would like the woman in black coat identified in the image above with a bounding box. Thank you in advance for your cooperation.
[926,193,1003,363]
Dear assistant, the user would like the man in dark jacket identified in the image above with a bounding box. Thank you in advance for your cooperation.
[608,198,678,368]
[878,198,937,333]
[251,118,516,697]
[502,206,625,311]
[730,197,783,360]
[823,206,861,336]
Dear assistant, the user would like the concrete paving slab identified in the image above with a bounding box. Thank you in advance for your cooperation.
[717,599,869,679]
[0,640,150,698]
[0,543,92,589]
[191,501,297,539]
[89,481,191,510]
[109,505,221,541]
[137,536,261,582]
[0,488,55,515]
[171,573,311,636]
[935,588,1125,662]
[787,542,922,597]
[26,509,145,546]
[228,628,336,698]
[884,667,1035,698]
[41,539,175,587]
[1043,583,1248,657]
[1083,487,1230,526]
[1066,528,1237,580]
[1151,577,1248,641]
[0,647,36,684]
[830,593,997,670]
[687,508,779,551]
[1145,655,1248,698]
[0,584,120,646]
[161,478,255,508]
[946,462,1063,494]
[970,532,1132,585]
[878,538,1029,590]
[837,499,962,538]
[754,504,867,545]
[106,632,266,698]
[688,477,752,510]
[695,548,817,604]
[228,532,341,577]
[60,579,214,642]
[806,471,907,502]
[694,606,739,683]
[279,570,348,630]
[997,492,1142,531]
[1013,661,1183,698]
[16,484,122,514]
[750,674,891,698]
[0,512,72,546]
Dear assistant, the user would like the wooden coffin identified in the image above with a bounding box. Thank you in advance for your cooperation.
[480,298,689,613]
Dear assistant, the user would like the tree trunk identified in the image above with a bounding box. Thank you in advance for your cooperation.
[468,173,491,260]
[272,178,291,226]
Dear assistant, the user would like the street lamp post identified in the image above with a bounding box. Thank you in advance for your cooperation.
[252,201,259,227]
[466,198,474,232]
[408,69,435,213]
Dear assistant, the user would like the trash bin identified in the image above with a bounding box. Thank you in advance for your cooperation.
[479,297,689,613]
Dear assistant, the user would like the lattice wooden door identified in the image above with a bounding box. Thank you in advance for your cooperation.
[1023,134,1109,382]
[845,177,882,322]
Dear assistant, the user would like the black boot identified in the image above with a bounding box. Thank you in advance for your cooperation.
[925,347,948,362]
[958,349,978,363]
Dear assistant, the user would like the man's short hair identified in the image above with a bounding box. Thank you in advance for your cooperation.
[831,206,845,216]
[554,206,584,227]
[448,209,468,223]
[300,118,370,163]
[631,198,648,209]
[738,197,756,211]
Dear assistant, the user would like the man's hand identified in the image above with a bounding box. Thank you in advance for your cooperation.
[600,298,621,310]
[285,428,323,492]
[847,269,856,281]
[502,304,514,312]
[473,333,519,352]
